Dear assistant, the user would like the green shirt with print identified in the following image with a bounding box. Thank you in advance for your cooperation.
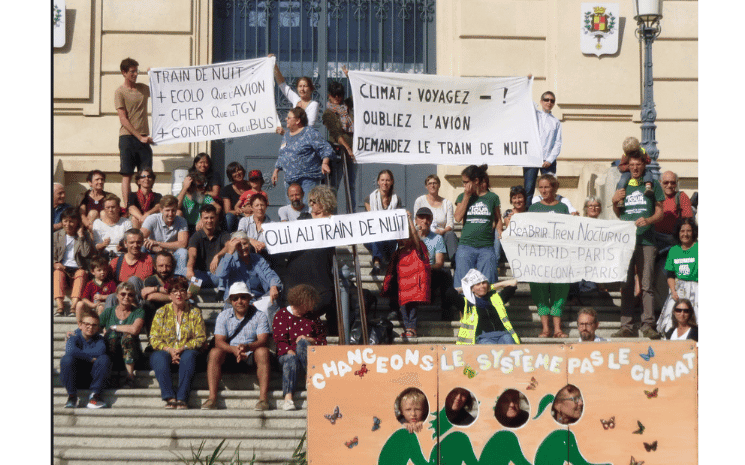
[620,178,664,246]
[455,191,500,248]
[665,242,698,281]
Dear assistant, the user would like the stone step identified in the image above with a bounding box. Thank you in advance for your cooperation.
[53,387,306,409]
[53,446,299,465]
[54,407,307,429]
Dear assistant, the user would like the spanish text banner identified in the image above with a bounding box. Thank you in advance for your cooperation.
[348,71,543,166]
[501,213,637,283]
[263,209,409,254]
[150,57,277,145]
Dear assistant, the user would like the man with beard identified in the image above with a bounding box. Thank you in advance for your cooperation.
[577,308,606,342]
[278,183,308,222]
[140,251,179,334]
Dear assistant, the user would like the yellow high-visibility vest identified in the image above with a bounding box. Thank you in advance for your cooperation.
[456,291,520,345]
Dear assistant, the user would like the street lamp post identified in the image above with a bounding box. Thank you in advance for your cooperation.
[634,0,663,180]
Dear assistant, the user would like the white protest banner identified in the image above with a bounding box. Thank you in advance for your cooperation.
[263,209,409,254]
[501,213,637,283]
[348,71,543,166]
[150,57,277,145]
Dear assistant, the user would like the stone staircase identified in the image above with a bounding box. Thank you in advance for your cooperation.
[53,245,648,464]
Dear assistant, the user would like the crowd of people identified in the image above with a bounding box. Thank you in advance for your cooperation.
[55,58,698,409]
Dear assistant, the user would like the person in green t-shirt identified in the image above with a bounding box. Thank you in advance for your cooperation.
[454,165,502,286]
[611,149,663,339]
[656,217,698,334]
[528,175,571,338]
[100,281,145,388]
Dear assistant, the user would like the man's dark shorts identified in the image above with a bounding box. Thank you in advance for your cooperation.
[119,135,153,175]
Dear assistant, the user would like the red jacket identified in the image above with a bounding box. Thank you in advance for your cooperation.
[382,241,431,306]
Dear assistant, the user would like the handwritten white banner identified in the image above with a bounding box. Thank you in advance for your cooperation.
[150,58,278,145]
[501,213,637,283]
[263,210,409,254]
[348,71,543,166]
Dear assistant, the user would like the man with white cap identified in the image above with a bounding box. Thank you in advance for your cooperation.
[457,269,520,345]
[201,281,272,410]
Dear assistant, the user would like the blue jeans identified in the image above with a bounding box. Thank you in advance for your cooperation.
[493,235,502,265]
[476,331,516,344]
[192,269,222,290]
[285,177,321,206]
[150,349,199,402]
[364,240,398,264]
[172,248,188,277]
[454,244,497,287]
[400,302,418,331]
[523,161,557,205]
[225,213,239,233]
[278,339,310,396]
[60,353,112,397]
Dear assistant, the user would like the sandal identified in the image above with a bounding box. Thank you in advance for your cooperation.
[402,329,417,338]
[165,399,177,409]
[538,331,551,338]
[175,400,188,410]
[553,331,569,338]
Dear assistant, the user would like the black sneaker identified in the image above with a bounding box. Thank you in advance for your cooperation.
[65,395,77,408]
[370,263,382,276]
[87,394,108,409]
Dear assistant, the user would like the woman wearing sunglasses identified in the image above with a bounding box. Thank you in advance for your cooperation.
[99,282,145,388]
[127,168,162,229]
[664,298,697,341]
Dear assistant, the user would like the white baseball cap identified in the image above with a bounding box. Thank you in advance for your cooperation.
[228,282,254,299]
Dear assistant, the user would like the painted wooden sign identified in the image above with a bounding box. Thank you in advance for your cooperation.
[307,342,697,465]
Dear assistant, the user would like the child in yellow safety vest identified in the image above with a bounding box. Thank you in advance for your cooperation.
[457,269,520,345]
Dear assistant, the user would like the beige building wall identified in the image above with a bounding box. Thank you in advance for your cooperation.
[54,0,697,213]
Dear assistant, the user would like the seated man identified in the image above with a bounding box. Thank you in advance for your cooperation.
[216,231,281,324]
[140,251,178,334]
[414,207,461,321]
[106,229,153,308]
[457,269,520,345]
[187,204,230,291]
[53,182,72,232]
[278,183,308,222]
[577,307,607,342]
[60,308,112,409]
[201,282,272,411]
[142,195,189,276]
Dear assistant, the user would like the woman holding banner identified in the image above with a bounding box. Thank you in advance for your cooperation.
[527,174,570,338]
[454,165,502,286]
[270,54,320,128]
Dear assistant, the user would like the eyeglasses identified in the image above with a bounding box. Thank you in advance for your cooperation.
[578,322,596,327]
[81,322,99,328]
[169,288,188,295]
[139,175,155,180]
[673,307,692,313]
[230,295,250,301]
[118,292,136,298]
[542,98,556,103]
[426,181,439,186]
[557,396,582,403]
[195,184,206,189]
[662,181,677,186]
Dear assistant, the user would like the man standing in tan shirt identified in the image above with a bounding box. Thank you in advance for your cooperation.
[115,57,154,203]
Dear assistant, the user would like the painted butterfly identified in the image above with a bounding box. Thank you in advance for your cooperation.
[644,388,658,398]
[643,441,658,452]
[600,416,615,430]
[324,406,342,425]
[372,416,381,431]
[632,420,645,435]
[345,436,359,448]
[355,364,369,378]
[463,365,477,379]
[526,376,538,390]
[629,456,645,465]
[639,346,655,362]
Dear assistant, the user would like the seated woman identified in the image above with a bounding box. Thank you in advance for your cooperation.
[273,284,327,411]
[502,186,529,231]
[552,384,584,425]
[53,208,95,316]
[457,269,520,345]
[365,169,401,275]
[220,162,251,233]
[445,387,476,426]
[76,169,113,230]
[664,298,698,341]
[237,193,273,255]
[657,218,698,334]
[413,175,457,263]
[494,389,529,428]
[127,168,162,230]
[149,276,207,409]
[100,282,145,388]
[191,152,221,199]
[177,170,222,234]
[92,194,133,259]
